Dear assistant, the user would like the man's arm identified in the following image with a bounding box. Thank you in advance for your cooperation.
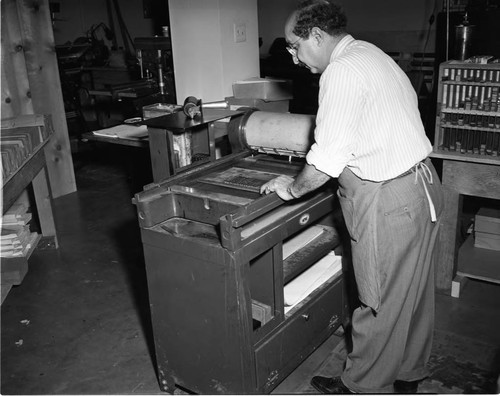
[260,163,331,201]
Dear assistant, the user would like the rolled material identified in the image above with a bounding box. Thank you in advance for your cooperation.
[229,110,316,157]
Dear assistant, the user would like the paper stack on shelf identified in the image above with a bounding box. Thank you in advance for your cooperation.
[1,203,37,258]
[1,121,44,181]
[92,124,149,140]
[282,225,325,260]
[474,207,500,251]
[284,251,342,314]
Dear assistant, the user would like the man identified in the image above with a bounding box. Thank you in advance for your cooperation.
[260,0,444,393]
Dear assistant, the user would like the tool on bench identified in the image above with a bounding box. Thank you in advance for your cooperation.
[183,96,203,119]
[182,96,230,119]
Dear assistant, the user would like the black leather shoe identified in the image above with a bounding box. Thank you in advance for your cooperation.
[394,379,420,394]
[310,376,353,394]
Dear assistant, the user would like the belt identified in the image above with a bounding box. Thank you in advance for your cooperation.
[383,167,414,184]
[395,167,414,179]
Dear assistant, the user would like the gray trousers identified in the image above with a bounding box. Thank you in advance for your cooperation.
[337,159,444,393]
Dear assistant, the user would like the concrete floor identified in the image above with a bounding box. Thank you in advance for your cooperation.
[2,146,500,394]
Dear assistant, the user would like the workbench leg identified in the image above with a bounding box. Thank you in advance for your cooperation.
[435,185,462,293]
[148,127,172,183]
[451,274,468,298]
[158,375,176,394]
[32,166,58,248]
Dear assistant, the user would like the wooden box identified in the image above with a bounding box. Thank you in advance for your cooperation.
[474,207,500,250]
[232,77,292,101]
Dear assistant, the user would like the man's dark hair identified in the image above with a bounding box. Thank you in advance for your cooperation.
[293,0,347,38]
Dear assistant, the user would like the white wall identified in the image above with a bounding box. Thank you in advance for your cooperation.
[169,0,260,103]
[258,0,442,56]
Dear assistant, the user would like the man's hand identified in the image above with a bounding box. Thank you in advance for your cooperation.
[260,175,296,201]
[260,164,331,201]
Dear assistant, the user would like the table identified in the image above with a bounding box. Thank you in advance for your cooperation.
[81,131,149,148]
[142,109,243,183]
[431,152,500,296]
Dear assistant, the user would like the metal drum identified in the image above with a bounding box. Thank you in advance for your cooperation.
[454,13,475,61]
[228,109,316,157]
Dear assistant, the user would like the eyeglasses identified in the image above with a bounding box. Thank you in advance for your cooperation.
[286,37,302,56]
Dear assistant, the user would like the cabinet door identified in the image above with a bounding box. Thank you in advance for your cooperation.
[254,276,343,393]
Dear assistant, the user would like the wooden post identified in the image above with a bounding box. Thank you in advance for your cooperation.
[435,184,462,292]
[1,0,34,118]
[1,0,76,198]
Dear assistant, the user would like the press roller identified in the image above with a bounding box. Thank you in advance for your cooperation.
[228,109,316,158]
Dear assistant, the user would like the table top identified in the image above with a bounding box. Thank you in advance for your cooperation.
[81,132,149,148]
[142,109,244,132]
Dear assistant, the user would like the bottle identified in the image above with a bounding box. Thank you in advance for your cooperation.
[454,13,475,61]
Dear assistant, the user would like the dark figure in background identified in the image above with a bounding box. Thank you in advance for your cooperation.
[260,0,444,393]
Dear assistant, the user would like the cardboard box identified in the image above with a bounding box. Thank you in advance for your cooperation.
[474,231,500,251]
[475,207,500,235]
[142,103,181,120]
[232,78,292,101]
[225,96,289,113]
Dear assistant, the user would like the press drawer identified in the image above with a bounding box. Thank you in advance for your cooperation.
[254,275,343,392]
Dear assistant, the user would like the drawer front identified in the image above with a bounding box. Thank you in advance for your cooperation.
[254,277,343,392]
[239,193,336,261]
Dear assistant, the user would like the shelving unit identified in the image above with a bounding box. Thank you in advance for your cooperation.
[1,114,58,304]
[431,61,500,296]
[433,61,500,159]
[456,235,500,282]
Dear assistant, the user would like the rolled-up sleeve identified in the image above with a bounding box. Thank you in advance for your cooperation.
[306,62,365,178]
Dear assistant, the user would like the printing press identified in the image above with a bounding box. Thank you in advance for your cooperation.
[134,108,347,394]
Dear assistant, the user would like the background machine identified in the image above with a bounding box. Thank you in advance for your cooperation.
[134,109,347,394]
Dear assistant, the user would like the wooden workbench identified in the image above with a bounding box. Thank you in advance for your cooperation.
[81,131,149,148]
[431,152,500,295]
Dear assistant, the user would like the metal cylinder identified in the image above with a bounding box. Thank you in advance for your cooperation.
[229,110,316,157]
[454,16,475,61]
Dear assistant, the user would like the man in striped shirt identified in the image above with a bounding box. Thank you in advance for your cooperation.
[260,0,444,393]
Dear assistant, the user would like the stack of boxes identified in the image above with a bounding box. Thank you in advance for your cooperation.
[474,208,500,251]
[227,77,293,113]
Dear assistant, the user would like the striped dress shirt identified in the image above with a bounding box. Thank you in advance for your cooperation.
[306,35,432,182]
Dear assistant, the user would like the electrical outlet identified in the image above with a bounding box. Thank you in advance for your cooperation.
[234,23,246,43]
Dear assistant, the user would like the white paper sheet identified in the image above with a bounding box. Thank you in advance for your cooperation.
[93,124,148,139]
[282,225,325,260]
[284,251,342,314]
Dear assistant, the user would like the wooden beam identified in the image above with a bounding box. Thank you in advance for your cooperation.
[32,167,58,247]
[13,0,76,198]
[0,0,34,118]
[435,184,462,293]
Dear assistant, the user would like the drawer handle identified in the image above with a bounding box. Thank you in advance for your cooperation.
[299,213,310,225]
[302,314,310,321]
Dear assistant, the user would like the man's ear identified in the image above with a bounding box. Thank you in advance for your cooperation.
[310,27,324,46]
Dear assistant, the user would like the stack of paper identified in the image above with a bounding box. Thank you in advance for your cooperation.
[284,251,342,314]
[282,225,325,260]
[1,203,36,258]
[92,124,149,139]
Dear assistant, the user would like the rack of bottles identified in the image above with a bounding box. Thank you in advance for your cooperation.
[434,61,500,161]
